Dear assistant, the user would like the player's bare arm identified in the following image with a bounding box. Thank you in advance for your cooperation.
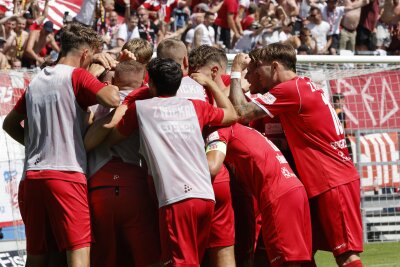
[49,34,60,52]
[103,126,128,148]
[92,52,118,70]
[84,104,128,151]
[205,141,227,178]
[229,53,267,124]
[2,109,25,146]
[96,84,120,108]
[25,30,44,64]
[191,72,238,125]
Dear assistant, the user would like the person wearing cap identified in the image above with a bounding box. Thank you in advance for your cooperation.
[22,20,59,68]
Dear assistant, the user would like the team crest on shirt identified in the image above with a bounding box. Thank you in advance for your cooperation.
[206,131,220,143]
[259,92,276,105]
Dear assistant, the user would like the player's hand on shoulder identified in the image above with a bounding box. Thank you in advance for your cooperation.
[118,49,137,62]
[232,53,250,72]
[190,72,215,87]
[92,52,118,70]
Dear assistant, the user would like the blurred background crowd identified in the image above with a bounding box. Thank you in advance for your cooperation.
[0,0,399,70]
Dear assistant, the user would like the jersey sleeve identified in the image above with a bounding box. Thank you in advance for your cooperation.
[226,0,238,13]
[190,100,224,129]
[72,68,107,110]
[13,91,27,115]
[251,82,300,118]
[205,126,231,146]
[116,101,139,136]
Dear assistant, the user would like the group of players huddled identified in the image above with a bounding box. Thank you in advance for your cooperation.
[3,22,364,267]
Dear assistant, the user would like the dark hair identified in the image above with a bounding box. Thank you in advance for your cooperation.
[60,23,102,56]
[188,45,227,73]
[297,44,311,54]
[147,58,183,96]
[309,6,321,15]
[254,43,297,72]
[248,3,257,14]
[205,11,215,18]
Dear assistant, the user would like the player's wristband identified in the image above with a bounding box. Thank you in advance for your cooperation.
[230,72,241,79]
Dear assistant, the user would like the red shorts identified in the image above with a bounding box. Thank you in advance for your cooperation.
[230,178,260,263]
[159,198,214,267]
[23,179,91,254]
[260,187,312,267]
[208,181,235,248]
[18,180,26,223]
[89,163,161,267]
[310,179,363,256]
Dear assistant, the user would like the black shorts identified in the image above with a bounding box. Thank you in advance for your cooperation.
[356,26,375,49]
[329,34,340,50]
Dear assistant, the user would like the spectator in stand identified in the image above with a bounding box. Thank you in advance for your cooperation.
[11,58,22,69]
[306,7,331,54]
[288,26,318,54]
[185,13,203,50]
[234,21,263,52]
[214,0,241,49]
[241,2,257,31]
[137,7,163,46]
[387,21,400,54]
[275,6,290,27]
[258,17,281,47]
[0,17,16,43]
[22,20,60,68]
[279,21,294,42]
[27,0,50,31]
[356,0,379,51]
[116,14,140,47]
[103,11,122,49]
[23,12,34,32]
[4,17,29,61]
[317,0,368,55]
[276,0,300,17]
[193,12,216,49]
[376,0,400,52]
[0,37,10,69]
[141,0,179,24]
[340,0,366,52]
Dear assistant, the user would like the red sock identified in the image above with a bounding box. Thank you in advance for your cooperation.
[343,260,363,267]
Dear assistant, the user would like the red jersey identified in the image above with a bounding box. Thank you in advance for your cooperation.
[241,15,255,30]
[206,123,303,207]
[215,0,238,29]
[251,76,359,197]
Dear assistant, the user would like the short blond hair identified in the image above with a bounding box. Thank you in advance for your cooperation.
[121,38,153,64]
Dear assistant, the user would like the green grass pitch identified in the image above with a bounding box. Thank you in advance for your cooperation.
[315,242,400,266]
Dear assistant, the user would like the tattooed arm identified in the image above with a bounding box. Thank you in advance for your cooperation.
[229,53,267,124]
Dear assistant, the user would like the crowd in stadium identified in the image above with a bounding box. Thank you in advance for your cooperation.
[0,0,376,267]
[0,0,399,70]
